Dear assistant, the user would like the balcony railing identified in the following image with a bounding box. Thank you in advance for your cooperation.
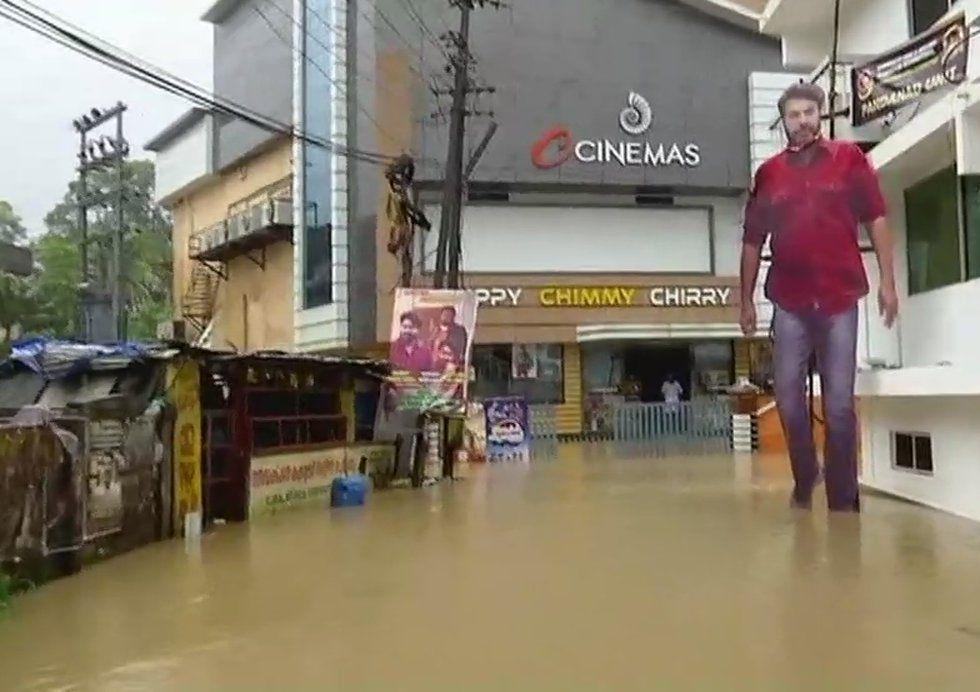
[190,196,294,263]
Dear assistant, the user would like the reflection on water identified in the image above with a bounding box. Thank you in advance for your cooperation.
[2,446,980,690]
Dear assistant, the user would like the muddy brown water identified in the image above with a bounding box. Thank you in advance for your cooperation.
[3,445,980,690]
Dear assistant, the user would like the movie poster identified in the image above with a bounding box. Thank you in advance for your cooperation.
[388,288,478,409]
[512,344,538,379]
[463,401,488,463]
[485,396,530,462]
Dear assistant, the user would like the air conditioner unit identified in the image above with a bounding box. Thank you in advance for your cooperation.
[271,198,293,226]
[247,203,266,232]
[226,213,247,242]
[210,221,227,249]
[256,198,294,228]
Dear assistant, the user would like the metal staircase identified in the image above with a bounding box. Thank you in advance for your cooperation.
[182,233,221,336]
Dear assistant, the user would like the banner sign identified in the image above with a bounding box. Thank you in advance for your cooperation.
[171,359,202,534]
[249,443,395,517]
[852,14,968,126]
[388,288,478,409]
[485,396,530,462]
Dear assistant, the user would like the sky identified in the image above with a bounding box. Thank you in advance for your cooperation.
[0,0,215,236]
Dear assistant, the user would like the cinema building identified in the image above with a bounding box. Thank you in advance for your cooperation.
[150,0,786,437]
[366,0,785,435]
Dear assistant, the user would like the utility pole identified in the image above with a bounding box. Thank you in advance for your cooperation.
[73,101,129,342]
[432,0,500,289]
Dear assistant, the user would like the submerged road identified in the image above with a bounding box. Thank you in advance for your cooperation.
[3,445,980,690]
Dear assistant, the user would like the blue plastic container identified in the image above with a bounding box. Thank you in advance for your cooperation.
[331,475,368,507]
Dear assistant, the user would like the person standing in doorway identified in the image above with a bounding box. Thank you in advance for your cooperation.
[740,82,898,513]
[661,374,684,407]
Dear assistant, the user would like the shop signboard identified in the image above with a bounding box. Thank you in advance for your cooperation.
[171,359,202,534]
[250,443,395,516]
[474,285,735,308]
[851,13,968,126]
[388,288,478,410]
[485,396,530,462]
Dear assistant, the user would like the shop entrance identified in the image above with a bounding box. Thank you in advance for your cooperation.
[623,345,691,403]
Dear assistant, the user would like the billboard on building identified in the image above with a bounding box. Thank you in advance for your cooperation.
[852,13,968,126]
[388,288,478,408]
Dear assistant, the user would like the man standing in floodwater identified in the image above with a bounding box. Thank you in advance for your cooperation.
[739,82,898,513]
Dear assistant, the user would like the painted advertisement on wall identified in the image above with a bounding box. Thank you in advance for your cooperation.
[852,13,968,126]
[485,396,530,462]
[249,443,395,517]
[388,288,478,410]
[171,359,202,534]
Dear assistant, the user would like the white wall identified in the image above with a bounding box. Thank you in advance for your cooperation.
[861,397,980,521]
[776,0,909,69]
[154,116,213,203]
[424,205,714,274]
[837,0,909,57]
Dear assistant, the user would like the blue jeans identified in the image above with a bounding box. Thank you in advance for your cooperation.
[772,305,860,511]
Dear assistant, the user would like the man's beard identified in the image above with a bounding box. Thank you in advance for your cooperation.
[788,124,819,146]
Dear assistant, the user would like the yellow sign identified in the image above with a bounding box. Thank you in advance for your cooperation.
[249,443,395,517]
[171,359,202,533]
[539,286,637,307]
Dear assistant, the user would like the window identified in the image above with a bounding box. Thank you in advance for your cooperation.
[245,366,346,452]
[471,344,564,405]
[905,167,961,295]
[893,432,934,474]
[959,177,980,280]
[303,0,333,308]
[909,0,951,36]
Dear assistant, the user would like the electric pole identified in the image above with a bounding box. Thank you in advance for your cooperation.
[432,0,500,289]
[73,101,130,342]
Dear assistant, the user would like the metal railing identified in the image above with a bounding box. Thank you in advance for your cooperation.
[529,405,559,458]
[612,399,733,456]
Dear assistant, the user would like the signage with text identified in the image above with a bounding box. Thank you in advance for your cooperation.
[475,285,734,308]
[531,91,701,170]
[851,14,968,126]
[249,444,395,517]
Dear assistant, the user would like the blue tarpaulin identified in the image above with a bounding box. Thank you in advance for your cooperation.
[3,338,158,381]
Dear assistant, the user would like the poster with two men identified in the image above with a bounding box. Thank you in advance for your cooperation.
[388,288,478,410]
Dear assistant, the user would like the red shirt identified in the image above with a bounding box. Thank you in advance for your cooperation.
[743,138,887,315]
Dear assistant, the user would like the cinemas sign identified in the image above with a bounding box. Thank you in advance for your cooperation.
[531,91,702,170]
[475,286,734,308]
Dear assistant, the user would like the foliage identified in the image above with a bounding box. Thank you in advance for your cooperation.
[0,160,172,342]
[0,200,27,244]
[0,571,33,612]
[396,387,463,415]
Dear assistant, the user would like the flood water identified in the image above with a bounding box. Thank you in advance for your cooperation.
[4,445,980,690]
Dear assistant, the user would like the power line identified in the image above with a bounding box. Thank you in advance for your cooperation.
[395,0,449,57]
[300,0,443,87]
[252,3,403,150]
[0,0,393,165]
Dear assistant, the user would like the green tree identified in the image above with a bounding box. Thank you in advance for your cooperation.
[0,200,27,245]
[38,159,172,340]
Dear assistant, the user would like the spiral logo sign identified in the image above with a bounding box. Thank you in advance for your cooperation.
[529,89,701,170]
[619,92,653,136]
